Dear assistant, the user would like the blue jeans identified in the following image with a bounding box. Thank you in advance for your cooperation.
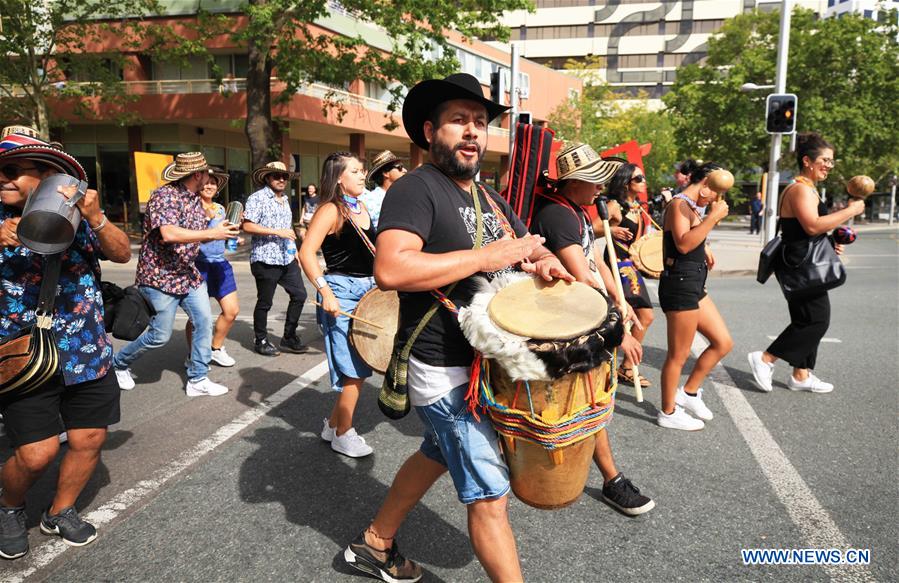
[416,384,510,505]
[113,284,212,381]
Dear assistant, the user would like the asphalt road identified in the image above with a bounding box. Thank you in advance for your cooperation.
[2,229,897,582]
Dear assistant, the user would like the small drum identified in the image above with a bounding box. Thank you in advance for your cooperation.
[629,231,663,279]
[350,288,399,374]
[459,275,623,509]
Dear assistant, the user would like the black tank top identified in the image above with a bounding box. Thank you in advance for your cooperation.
[604,200,644,265]
[663,198,706,266]
[779,200,827,264]
[321,219,375,277]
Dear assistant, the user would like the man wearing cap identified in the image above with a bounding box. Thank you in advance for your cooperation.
[243,161,308,356]
[112,152,239,396]
[343,73,572,583]
[359,150,406,229]
[529,143,655,517]
[0,126,131,558]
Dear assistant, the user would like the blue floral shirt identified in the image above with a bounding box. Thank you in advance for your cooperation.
[244,186,295,265]
[0,205,112,386]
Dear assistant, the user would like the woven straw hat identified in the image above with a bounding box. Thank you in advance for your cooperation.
[207,167,229,194]
[366,150,401,183]
[0,125,87,181]
[555,143,622,185]
[252,160,300,186]
[161,152,210,183]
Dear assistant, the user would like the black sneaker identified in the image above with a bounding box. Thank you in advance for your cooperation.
[254,338,281,356]
[279,335,309,354]
[40,506,97,546]
[602,474,656,516]
[0,505,28,560]
[344,531,422,582]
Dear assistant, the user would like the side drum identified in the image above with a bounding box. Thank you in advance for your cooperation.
[349,288,399,374]
[629,231,663,279]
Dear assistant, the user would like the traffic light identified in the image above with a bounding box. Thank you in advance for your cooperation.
[517,111,532,125]
[490,72,502,104]
[765,93,798,134]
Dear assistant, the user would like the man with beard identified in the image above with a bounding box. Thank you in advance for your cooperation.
[342,73,572,583]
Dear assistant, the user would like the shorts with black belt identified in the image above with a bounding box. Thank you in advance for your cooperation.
[658,260,708,312]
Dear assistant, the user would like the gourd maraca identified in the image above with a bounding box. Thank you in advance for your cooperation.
[846,175,875,200]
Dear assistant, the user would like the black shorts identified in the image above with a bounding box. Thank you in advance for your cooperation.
[659,262,708,312]
[0,372,120,448]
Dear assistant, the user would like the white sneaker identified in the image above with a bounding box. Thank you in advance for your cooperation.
[676,387,714,421]
[186,377,229,397]
[114,368,135,391]
[748,351,774,393]
[210,347,236,367]
[320,418,335,442]
[787,373,833,394]
[657,405,705,431]
[330,428,373,457]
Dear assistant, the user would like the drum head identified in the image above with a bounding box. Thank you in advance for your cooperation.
[630,231,663,279]
[350,288,399,374]
[488,278,606,340]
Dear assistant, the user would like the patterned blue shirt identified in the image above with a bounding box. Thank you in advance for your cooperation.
[359,186,385,229]
[0,205,112,386]
[244,186,295,265]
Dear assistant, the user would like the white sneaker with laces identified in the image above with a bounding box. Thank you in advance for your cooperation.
[676,387,714,421]
[748,351,775,392]
[787,373,833,393]
[320,418,335,442]
[186,377,229,397]
[657,405,705,431]
[114,368,135,390]
[331,428,373,457]
[210,347,236,367]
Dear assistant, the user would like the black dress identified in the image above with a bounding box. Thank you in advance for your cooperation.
[766,202,831,369]
[604,204,653,309]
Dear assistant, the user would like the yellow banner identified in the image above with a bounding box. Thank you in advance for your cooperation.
[134,152,173,211]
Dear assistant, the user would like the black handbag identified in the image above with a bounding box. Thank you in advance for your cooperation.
[775,234,846,300]
[757,230,782,284]
[0,254,62,397]
[102,282,155,341]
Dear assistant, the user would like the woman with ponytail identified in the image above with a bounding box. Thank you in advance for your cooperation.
[299,152,376,458]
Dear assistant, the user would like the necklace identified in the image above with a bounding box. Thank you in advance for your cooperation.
[343,194,362,214]
[674,193,702,216]
[794,175,816,188]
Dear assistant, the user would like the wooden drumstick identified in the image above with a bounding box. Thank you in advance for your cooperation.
[596,199,644,403]
[309,300,383,329]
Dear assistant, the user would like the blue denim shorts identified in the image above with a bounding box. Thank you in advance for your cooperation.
[416,384,510,505]
[316,274,375,391]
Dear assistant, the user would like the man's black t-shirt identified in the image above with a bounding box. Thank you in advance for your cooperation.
[377,163,528,367]
[530,196,600,276]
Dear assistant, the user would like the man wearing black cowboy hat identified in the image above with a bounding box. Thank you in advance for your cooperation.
[343,73,572,583]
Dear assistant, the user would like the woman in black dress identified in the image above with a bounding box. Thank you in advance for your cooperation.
[605,163,654,387]
[748,133,865,394]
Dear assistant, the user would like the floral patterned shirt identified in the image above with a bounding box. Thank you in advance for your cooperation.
[0,205,112,386]
[359,186,386,229]
[136,182,207,295]
[244,186,295,266]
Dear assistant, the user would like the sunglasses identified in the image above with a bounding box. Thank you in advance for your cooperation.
[270,173,290,181]
[389,164,406,172]
[629,175,646,184]
[0,164,39,180]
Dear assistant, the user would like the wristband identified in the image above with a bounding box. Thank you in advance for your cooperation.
[314,275,328,290]
[91,214,108,233]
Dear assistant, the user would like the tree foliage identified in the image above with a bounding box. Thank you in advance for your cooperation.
[0,0,159,137]
[549,58,678,190]
[663,7,899,191]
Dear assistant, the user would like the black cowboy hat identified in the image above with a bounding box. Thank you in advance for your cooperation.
[402,73,510,151]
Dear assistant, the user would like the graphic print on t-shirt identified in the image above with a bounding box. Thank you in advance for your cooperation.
[458,206,517,279]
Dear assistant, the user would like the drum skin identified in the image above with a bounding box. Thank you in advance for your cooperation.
[629,231,663,279]
[349,288,399,374]
[490,362,613,510]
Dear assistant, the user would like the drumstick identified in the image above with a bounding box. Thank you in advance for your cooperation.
[596,199,644,403]
[309,300,384,329]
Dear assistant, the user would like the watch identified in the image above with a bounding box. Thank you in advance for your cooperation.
[314,276,328,290]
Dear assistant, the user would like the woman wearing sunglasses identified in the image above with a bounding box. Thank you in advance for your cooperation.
[604,163,655,388]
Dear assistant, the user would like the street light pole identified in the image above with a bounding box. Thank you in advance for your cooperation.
[509,42,519,156]
[763,0,794,244]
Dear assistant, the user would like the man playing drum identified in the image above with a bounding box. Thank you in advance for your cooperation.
[529,143,655,516]
[343,73,572,583]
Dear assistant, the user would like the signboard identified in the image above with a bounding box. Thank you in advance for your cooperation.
[134,152,174,212]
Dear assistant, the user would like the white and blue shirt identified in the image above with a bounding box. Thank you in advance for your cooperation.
[244,186,295,265]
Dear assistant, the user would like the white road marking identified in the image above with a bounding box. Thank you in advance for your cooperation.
[766,335,841,343]
[691,336,875,583]
[7,360,330,583]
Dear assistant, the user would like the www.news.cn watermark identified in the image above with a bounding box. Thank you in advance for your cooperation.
[742,548,871,566]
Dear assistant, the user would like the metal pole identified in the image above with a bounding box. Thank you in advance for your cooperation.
[509,43,519,157]
[763,0,793,244]
[890,181,896,226]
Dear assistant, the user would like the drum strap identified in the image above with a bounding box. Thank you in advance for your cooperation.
[536,190,585,237]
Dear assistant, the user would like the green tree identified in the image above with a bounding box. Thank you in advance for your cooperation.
[663,7,899,191]
[0,0,159,138]
[550,58,678,190]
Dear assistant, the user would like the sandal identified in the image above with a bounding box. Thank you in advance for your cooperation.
[618,368,651,388]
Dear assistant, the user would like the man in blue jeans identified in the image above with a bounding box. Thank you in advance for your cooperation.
[343,74,572,583]
[113,153,238,396]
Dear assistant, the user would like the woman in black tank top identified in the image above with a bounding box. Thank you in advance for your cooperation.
[657,162,733,432]
[747,133,865,395]
[299,152,377,458]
